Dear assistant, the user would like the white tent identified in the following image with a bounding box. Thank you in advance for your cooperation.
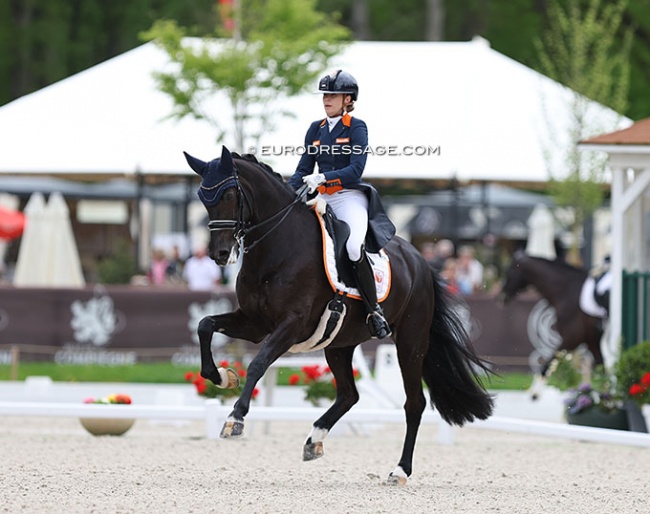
[0,37,629,183]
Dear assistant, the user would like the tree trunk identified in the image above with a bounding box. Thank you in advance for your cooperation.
[426,0,445,41]
[351,0,369,40]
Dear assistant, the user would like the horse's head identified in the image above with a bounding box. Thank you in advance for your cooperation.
[498,250,530,305]
[184,146,244,266]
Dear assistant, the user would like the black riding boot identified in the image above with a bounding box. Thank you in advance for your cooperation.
[351,250,392,339]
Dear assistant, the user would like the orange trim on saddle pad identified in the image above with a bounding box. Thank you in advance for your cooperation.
[311,207,391,302]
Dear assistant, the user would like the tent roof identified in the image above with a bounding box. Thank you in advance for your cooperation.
[0,37,628,183]
[581,117,650,145]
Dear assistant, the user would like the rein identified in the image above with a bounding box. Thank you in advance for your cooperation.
[207,173,309,254]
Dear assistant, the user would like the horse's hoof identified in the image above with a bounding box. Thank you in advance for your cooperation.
[302,441,324,461]
[386,472,408,486]
[219,368,240,389]
[220,420,244,439]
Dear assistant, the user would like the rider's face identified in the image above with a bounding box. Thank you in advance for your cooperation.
[322,93,348,117]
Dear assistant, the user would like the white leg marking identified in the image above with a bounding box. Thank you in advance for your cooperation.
[306,427,329,444]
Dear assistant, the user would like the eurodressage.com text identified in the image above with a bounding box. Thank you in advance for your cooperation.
[248,145,442,157]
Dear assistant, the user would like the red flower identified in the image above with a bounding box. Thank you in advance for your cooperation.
[288,374,301,386]
[640,372,650,387]
[238,369,247,378]
[195,381,207,394]
[353,368,360,378]
[219,360,230,368]
[629,383,646,396]
[184,371,195,382]
[252,388,260,399]
[302,365,323,381]
[233,361,243,370]
[114,394,132,404]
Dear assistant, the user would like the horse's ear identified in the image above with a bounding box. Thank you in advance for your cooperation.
[183,152,207,177]
[220,146,234,174]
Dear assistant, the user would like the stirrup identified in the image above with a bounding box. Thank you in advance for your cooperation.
[366,311,392,339]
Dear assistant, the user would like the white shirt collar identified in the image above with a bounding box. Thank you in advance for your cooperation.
[326,115,341,131]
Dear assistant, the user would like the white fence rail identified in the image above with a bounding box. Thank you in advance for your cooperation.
[2,400,650,448]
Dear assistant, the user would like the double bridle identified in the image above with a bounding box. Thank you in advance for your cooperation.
[206,171,309,254]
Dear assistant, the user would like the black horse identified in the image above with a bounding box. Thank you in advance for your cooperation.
[499,251,605,371]
[185,147,493,485]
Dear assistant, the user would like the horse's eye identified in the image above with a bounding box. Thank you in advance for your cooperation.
[224,190,235,202]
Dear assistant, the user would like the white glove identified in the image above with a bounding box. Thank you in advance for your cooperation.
[303,173,325,193]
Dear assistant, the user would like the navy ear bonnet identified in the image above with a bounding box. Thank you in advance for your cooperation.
[183,146,237,207]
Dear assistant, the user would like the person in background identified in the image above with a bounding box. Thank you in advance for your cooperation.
[455,245,484,295]
[148,248,169,286]
[430,239,455,273]
[440,258,461,295]
[420,242,437,270]
[166,244,185,283]
[183,246,222,291]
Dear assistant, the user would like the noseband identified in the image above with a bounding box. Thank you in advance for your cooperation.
[206,169,308,254]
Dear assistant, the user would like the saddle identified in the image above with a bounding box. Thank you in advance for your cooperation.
[309,198,391,302]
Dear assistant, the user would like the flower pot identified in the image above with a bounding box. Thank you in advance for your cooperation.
[566,408,629,431]
[642,405,650,431]
[624,400,648,433]
[79,418,135,436]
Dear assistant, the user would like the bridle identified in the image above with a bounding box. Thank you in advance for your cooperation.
[206,168,309,254]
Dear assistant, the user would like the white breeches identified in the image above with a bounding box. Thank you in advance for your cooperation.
[318,189,368,262]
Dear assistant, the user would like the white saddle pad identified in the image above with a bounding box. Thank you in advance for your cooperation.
[313,207,391,302]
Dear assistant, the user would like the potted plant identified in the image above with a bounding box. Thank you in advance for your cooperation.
[185,360,259,404]
[615,340,650,432]
[627,372,650,428]
[288,364,360,407]
[546,351,628,430]
[80,393,135,436]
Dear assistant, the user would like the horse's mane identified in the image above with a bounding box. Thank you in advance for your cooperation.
[232,152,295,195]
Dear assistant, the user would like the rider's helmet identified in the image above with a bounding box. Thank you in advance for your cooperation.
[317,70,359,101]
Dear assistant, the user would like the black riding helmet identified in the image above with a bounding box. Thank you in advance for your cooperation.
[317,70,359,101]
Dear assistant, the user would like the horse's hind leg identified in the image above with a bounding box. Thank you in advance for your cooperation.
[303,345,359,461]
[386,330,428,486]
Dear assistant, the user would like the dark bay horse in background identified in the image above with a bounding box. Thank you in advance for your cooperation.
[184,146,493,485]
[499,252,605,378]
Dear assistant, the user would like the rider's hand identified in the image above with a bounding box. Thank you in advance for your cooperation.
[303,173,325,193]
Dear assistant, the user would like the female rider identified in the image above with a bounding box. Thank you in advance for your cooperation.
[288,70,394,339]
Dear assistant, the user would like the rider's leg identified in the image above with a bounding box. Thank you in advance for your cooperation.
[351,247,392,339]
[325,190,391,339]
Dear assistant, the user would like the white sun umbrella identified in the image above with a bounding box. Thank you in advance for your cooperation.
[13,192,49,286]
[43,192,85,287]
[526,203,556,259]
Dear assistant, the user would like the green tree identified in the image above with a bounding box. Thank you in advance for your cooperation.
[535,0,631,264]
[142,0,350,152]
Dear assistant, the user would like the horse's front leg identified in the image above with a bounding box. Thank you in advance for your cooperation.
[198,309,267,387]
[303,346,359,461]
[220,318,299,439]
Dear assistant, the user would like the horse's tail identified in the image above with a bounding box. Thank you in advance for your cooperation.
[422,272,494,426]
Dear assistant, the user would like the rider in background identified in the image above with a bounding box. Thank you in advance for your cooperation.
[288,69,395,339]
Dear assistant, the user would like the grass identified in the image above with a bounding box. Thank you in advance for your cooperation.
[0,363,534,390]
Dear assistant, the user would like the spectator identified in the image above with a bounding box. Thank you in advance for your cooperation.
[420,242,437,269]
[440,258,461,295]
[148,248,169,286]
[183,246,222,291]
[455,245,484,295]
[430,239,454,273]
[166,244,185,284]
